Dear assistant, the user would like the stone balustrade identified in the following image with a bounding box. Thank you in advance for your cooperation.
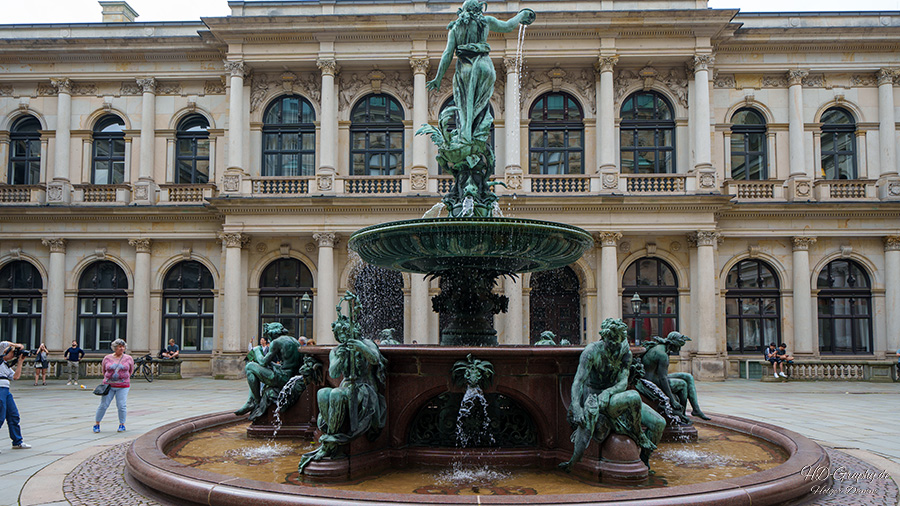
[625,174,687,194]
[344,175,404,194]
[0,184,45,204]
[159,184,216,203]
[757,359,897,382]
[814,179,877,201]
[724,180,784,200]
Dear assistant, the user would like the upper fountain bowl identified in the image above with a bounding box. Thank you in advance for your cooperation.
[348,217,594,275]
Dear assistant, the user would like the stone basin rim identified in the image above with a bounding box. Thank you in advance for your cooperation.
[125,410,829,506]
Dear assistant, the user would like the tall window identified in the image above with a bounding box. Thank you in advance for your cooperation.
[353,264,404,341]
[7,116,41,185]
[725,259,780,354]
[730,109,768,180]
[817,259,872,354]
[622,257,678,345]
[162,261,214,352]
[820,108,857,180]
[0,261,42,349]
[530,266,581,344]
[92,115,126,184]
[350,94,404,176]
[528,92,584,175]
[175,115,210,183]
[620,91,675,174]
[262,95,316,177]
[78,261,128,351]
[259,258,314,339]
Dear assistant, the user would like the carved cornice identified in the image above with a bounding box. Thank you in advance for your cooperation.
[689,230,720,247]
[41,237,66,253]
[128,238,152,253]
[313,232,339,248]
[136,78,157,94]
[792,236,817,251]
[223,60,247,78]
[692,54,715,73]
[409,57,430,75]
[596,56,619,74]
[596,231,622,247]
[50,78,73,95]
[786,69,809,86]
[219,232,250,248]
[316,58,338,77]
[884,236,900,251]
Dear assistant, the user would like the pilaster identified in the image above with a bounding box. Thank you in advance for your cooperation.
[596,56,618,193]
[791,237,816,356]
[129,239,152,353]
[313,232,339,344]
[41,238,67,351]
[884,236,900,357]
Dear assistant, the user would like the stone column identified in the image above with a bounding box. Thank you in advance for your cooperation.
[596,56,618,192]
[216,232,249,376]
[504,277,524,344]
[786,70,812,200]
[877,69,900,199]
[503,57,522,183]
[128,239,152,354]
[692,55,717,192]
[690,231,724,380]
[223,61,247,195]
[410,273,430,343]
[597,232,622,320]
[41,238,66,351]
[792,237,816,356]
[316,59,339,192]
[314,233,339,344]
[410,57,430,190]
[48,79,73,203]
[134,78,158,204]
[883,236,900,356]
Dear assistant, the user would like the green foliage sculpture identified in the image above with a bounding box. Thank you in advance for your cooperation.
[416,0,535,217]
[299,292,387,473]
[452,354,494,390]
[534,330,558,346]
[637,331,710,423]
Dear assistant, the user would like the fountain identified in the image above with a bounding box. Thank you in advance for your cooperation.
[124,3,830,505]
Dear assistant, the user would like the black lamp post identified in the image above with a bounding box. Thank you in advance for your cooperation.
[630,292,643,345]
[300,293,312,337]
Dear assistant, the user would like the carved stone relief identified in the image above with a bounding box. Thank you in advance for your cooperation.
[614,66,688,108]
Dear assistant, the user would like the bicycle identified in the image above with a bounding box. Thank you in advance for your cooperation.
[132,353,155,383]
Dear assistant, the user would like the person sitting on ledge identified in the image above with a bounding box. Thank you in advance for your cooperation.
[776,343,794,378]
[764,342,784,378]
[160,339,179,359]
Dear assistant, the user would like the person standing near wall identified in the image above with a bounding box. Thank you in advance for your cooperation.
[64,340,84,386]
[0,341,33,452]
[93,339,134,433]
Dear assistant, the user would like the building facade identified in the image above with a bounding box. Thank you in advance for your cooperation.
[1,0,898,379]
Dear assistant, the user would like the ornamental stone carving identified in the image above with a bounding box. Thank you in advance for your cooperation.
[884,236,900,251]
[801,74,825,88]
[133,185,149,201]
[316,58,338,77]
[850,74,878,87]
[204,80,226,95]
[317,173,333,191]
[597,232,622,247]
[223,173,241,192]
[219,233,250,249]
[339,72,368,111]
[713,73,736,89]
[156,82,183,95]
[119,82,141,96]
[0,84,12,97]
[223,60,247,78]
[503,57,518,74]
[689,231,720,247]
[50,78,73,94]
[792,236,817,251]
[786,70,809,86]
[136,78,157,94]
[602,172,618,189]
[877,68,899,86]
[47,184,64,202]
[42,238,67,253]
[596,56,618,74]
[762,75,789,88]
[410,172,428,191]
[504,171,522,190]
[692,54,715,73]
[699,172,716,189]
[888,180,900,197]
[614,67,688,107]
[410,57,430,75]
[128,238,152,253]
[313,232,339,248]
[795,180,811,197]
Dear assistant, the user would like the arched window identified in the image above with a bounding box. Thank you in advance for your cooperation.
[622,257,678,345]
[620,91,675,174]
[0,261,42,349]
[350,94,404,176]
[262,95,316,177]
[528,92,584,175]
[820,108,857,180]
[530,266,581,344]
[7,116,41,185]
[352,264,404,341]
[78,261,128,351]
[175,115,210,183]
[725,259,780,354]
[162,261,215,352]
[730,109,768,180]
[92,115,126,184]
[817,259,871,354]
[259,258,314,339]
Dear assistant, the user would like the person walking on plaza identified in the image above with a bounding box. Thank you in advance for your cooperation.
[32,343,49,386]
[0,341,33,452]
[93,339,133,433]
[64,340,84,386]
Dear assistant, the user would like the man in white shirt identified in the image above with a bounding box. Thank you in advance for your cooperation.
[0,341,33,452]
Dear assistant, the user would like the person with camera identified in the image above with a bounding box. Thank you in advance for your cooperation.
[33,343,49,386]
[0,341,33,452]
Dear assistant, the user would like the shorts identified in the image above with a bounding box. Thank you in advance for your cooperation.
[35,361,48,369]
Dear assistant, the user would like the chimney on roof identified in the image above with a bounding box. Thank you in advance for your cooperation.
[99,1,139,23]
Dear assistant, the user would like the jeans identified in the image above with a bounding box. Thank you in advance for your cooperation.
[67,361,80,383]
[0,387,23,446]
[95,386,128,425]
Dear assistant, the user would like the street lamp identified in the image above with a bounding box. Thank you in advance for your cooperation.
[630,293,643,345]
[300,293,312,337]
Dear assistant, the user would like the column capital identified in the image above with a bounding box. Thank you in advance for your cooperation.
[692,54,715,73]
[786,69,809,86]
[50,78,73,95]
[688,231,720,248]
[223,60,248,78]
[877,68,899,86]
[503,57,519,74]
[595,56,619,74]
[595,231,622,247]
[884,235,900,251]
[313,232,340,248]
[128,238,152,253]
[409,57,430,75]
[792,236,817,251]
[219,232,250,248]
[316,58,339,77]
[41,238,67,253]
[136,78,157,94]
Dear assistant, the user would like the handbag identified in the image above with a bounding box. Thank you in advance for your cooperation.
[93,383,110,396]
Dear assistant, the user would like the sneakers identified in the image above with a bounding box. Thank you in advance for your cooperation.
[93,424,100,433]
[12,442,32,449]
[117,424,126,432]
[773,372,778,377]
[74,381,78,385]
[66,381,73,386]
[779,372,788,378]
